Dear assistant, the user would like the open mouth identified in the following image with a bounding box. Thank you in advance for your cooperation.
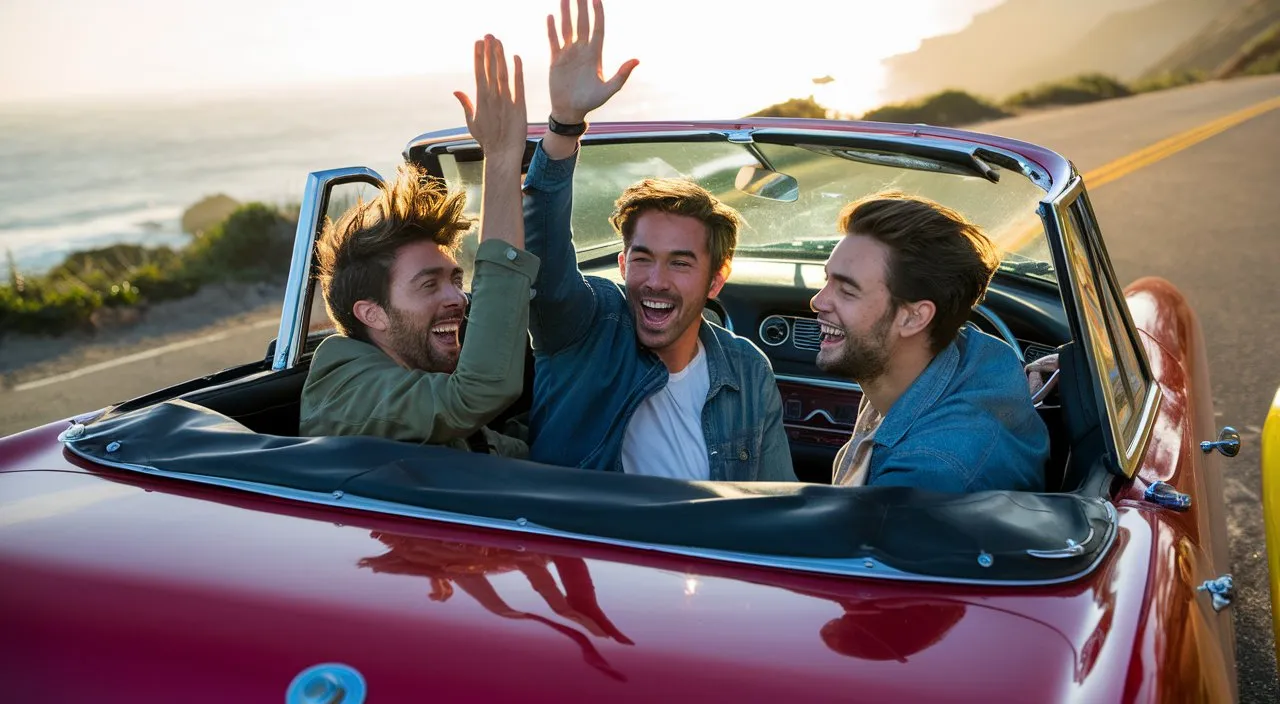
[430,319,462,347]
[639,299,677,329]
[819,321,846,347]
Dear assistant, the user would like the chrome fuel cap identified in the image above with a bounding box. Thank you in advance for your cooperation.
[286,663,366,704]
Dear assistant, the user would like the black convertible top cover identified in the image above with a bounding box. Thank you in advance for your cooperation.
[71,400,1115,583]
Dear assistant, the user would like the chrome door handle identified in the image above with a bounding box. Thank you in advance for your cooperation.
[1201,426,1241,457]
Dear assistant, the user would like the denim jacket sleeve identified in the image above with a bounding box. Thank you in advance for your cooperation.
[522,141,597,354]
[870,413,1043,493]
[758,378,797,481]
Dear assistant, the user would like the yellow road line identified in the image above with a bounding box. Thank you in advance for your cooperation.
[999,94,1280,253]
[1082,95,1280,189]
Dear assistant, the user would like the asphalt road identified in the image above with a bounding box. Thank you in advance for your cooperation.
[979,74,1280,702]
[3,73,1279,699]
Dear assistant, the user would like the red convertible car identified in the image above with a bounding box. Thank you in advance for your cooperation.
[0,118,1247,702]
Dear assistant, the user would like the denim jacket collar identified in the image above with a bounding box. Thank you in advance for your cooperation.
[627,302,739,398]
[698,321,740,397]
[874,334,962,448]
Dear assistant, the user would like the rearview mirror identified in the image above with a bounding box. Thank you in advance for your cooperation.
[735,165,799,202]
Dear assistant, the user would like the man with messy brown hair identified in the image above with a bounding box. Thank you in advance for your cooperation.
[300,35,538,456]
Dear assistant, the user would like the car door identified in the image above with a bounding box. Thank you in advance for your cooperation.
[1047,179,1237,685]
[271,167,385,372]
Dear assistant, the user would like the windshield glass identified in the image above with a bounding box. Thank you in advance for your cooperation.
[438,137,1055,284]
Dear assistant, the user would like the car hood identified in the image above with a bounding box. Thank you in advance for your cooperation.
[1,421,1143,703]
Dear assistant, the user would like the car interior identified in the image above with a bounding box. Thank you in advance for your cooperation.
[98,133,1121,502]
[105,260,1103,498]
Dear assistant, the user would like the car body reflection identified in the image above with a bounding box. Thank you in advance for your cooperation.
[358,531,634,681]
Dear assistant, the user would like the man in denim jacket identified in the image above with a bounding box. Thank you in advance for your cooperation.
[518,0,794,482]
[810,192,1048,492]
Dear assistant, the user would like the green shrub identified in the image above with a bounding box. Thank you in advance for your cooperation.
[1244,50,1280,75]
[748,96,830,119]
[860,90,1011,127]
[1004,73,1131,109]
[0,281,102,335]
[47,243,182,283]
[184,202,294,282]
[1132,69,1205,93]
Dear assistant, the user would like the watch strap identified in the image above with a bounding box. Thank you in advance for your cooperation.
[547,114,588,136]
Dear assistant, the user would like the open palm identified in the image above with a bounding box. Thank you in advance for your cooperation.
[547,0,639,123]
[454,35,527,161]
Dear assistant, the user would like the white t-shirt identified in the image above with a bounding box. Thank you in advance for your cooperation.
[620,341,711,480]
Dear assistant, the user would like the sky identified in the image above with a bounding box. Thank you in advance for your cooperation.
[0,0,1004,116]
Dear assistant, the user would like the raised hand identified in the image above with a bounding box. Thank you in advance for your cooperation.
[546,0,639,124]
[454,35,527,164]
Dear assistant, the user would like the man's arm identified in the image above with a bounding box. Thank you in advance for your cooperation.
[757,379,797,481]
[301,250,535,443]
[525,0,639,354]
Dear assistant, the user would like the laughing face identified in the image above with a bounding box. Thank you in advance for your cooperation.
[810,234,900,381]
[378,240,468,373]
[620,210,727,362]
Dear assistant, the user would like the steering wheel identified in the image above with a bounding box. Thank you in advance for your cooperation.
[971,304,1022,362]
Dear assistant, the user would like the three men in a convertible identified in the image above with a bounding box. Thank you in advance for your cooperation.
[811,193,1049,492]
[520,0,795,481]
[300,36,537,456]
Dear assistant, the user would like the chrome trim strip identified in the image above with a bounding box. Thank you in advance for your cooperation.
[801,409,840,424]
[62,441,1118,588]
[274,167,385,371]
[775,374,862,393]
[1125,384,1162,468]
[1026,527,1094,559]
[783,424,850,436]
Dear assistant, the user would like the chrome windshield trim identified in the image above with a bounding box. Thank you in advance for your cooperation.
[1044,174,1161,479]
[274,167,385,371]
[405,125,1053,192]
[775,374,862,393]
[63,442,1118,588]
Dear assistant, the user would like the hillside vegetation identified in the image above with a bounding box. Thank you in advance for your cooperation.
[1142,0,1280,78]
[881,0,1242,102]
[1,203,295,336]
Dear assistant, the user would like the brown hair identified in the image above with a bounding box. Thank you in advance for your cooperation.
[316,164,471,340]
[838,191,999,353]
[609,178,743,277]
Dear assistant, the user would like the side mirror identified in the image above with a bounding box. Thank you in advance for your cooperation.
[735,165,799,202]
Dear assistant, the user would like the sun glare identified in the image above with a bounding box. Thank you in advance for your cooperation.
[0,0,1000,115]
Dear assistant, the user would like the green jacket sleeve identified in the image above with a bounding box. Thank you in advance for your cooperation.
[300,239,540,443]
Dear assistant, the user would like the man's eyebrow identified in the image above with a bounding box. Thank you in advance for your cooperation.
[410,266,447,283]
[825,267,861,291]
[630,245,699,259]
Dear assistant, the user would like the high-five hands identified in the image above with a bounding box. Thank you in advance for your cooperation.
[546,0,639,125]
[454,35,527,163]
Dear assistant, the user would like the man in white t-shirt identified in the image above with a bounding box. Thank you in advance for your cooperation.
[519,0,795,482]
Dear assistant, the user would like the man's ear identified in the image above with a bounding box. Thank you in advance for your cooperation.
[898,299,936,340]
[353,299,389,332]
[708,261,732,299]
[617,251,627,279]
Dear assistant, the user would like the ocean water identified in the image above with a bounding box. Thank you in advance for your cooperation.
[0,75,698,275]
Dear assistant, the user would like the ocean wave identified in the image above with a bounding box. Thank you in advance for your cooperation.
[1,204,189,274]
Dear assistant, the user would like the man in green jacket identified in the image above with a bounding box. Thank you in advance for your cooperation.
[300,35,537,457]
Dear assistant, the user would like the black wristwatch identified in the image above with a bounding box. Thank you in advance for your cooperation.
[547,114,588,136]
